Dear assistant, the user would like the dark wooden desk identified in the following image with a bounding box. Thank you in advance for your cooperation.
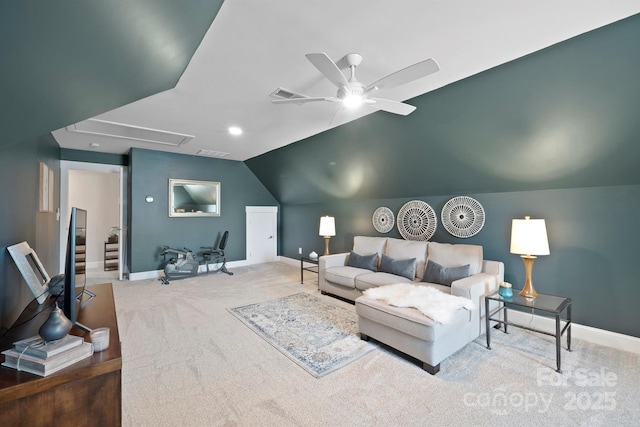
[0,283,122,426]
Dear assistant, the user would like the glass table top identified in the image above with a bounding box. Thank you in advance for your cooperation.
[487,291,570,313]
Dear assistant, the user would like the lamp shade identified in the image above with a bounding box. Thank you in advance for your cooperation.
[319,216,336,237]
[510,216,550,256]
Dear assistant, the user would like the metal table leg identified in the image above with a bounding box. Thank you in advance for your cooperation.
[485,297,491,350]
[503,303,508,333]
[555,312,562,373]
[567,302,572,351]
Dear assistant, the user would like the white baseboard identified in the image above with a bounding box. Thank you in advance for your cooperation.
[280,256,318,268]
[128,259,257,281]
[279,256,298,267]
[128,270,163,281]
[506,310,640,355]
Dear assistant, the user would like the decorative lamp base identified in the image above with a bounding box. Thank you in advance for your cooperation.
[519,255,539,298]
[323,237,331,256]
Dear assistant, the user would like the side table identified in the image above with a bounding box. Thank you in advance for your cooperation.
[485,291,572,373]
[300,257,319,286]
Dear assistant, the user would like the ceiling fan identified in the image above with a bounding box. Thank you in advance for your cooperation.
[271,52,439,116]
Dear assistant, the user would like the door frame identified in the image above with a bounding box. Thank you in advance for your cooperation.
[245,206,278,264]
[60,161,126,280]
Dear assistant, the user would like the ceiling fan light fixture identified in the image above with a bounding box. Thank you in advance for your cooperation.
[343,94,363,109]
[273,53,439,116]
[340,85,364,109]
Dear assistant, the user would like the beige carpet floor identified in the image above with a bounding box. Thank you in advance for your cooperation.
[112,262,640,426]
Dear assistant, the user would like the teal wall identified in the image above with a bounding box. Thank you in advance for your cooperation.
[61,148,128,167]
[0,0,222,332]
[128,149,279,273]
[280,186,640,337]
[246,15,640,338]
[0,135,60,332]
[0,1,223,150]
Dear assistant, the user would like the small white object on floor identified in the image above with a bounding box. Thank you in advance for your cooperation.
[363,283,475,324]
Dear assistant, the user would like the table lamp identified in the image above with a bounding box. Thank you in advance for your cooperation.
[319,216,336,256]
[510,216,550,298]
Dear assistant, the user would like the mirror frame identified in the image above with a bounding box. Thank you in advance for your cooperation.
[169,179,221,217]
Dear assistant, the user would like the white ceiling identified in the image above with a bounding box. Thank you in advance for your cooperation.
[52,1,640,162]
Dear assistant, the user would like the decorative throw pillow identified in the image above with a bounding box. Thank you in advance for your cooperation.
[422,260,470,286]
[347,251,378,271]
[379,254,416,280]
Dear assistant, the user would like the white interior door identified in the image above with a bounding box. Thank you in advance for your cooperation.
[246,206,278,264]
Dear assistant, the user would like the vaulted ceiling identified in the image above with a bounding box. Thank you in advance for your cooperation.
[246,12,640,203]
[2,2,638,161]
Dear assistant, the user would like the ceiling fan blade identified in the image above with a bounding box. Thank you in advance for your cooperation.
[369,98,417,115]
[305,53,349,88]
[272,97,338,105]
[329,106,348,126]
[365,58,440,93]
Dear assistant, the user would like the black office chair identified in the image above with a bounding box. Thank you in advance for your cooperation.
[200,231,233,275]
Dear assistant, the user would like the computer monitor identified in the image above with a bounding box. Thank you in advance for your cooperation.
[62,207,93,330]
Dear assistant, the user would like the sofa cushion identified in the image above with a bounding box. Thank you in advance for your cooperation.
[427,242,483,275]
[422,260,470,286]
[384,238,429,280]
[379,254,416,280]
[356,296,472,342]
[353,236,387,267]
[347,251,378,271]
[355,272,412,291]
[324,266,369,289]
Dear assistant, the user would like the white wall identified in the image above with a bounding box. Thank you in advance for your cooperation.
[68,169,120,268]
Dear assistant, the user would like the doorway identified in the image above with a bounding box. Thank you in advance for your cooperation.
[246,206,278,264]
[60,161,127,282]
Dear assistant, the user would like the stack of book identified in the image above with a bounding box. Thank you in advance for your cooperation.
[1,334,93,377]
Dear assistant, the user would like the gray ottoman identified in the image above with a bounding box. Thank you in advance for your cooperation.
[355,295,475,374]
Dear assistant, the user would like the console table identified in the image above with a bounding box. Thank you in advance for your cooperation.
[485,291,571,373]
[0,283,122,426]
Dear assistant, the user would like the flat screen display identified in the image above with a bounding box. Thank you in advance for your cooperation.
[62,207,87,325]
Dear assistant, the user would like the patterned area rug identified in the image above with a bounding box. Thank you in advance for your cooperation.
[229,292,374,378]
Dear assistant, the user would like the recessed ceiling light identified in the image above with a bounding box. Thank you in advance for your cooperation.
[228,126,243,136]
[89,142,100,147]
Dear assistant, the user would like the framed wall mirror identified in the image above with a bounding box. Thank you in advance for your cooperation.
[169,179,221,217]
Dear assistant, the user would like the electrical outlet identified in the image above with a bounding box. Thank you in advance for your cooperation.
[298,247,302,254]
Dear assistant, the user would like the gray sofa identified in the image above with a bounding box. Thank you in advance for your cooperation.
[318,236,504,373]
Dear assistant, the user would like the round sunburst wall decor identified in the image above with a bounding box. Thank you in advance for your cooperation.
[397,200,437,241]
[372,207,395,233]
[441,196,485,238]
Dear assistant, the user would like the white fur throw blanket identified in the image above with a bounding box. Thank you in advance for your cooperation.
[363,283,475,324]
